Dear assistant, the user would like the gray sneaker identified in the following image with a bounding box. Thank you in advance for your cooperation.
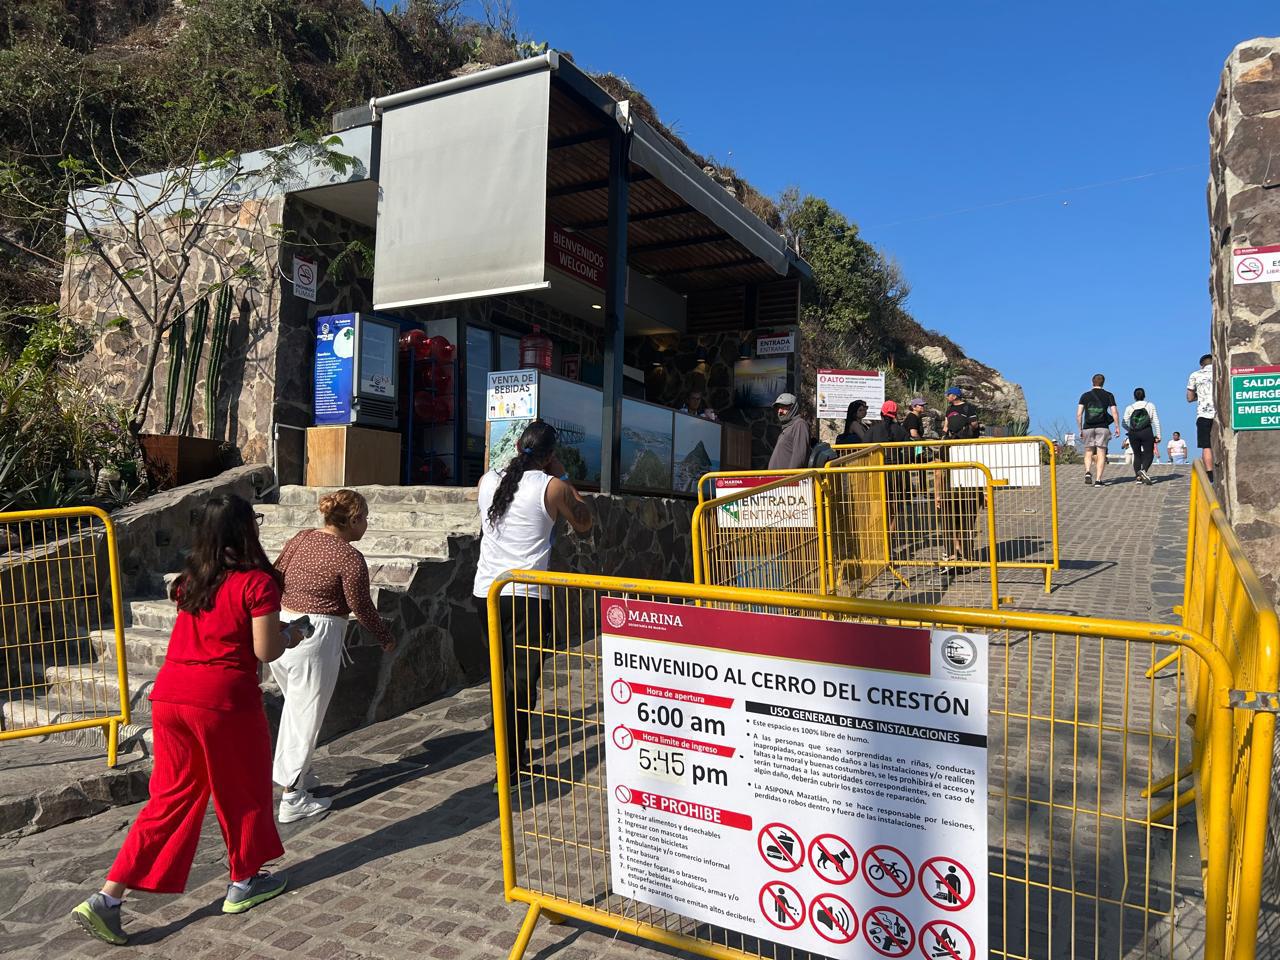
[72,893,128,945]
[222,871,287,914]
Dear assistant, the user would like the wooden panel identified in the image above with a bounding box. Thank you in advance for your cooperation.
[722,425,753,471]
[305,426,401,487]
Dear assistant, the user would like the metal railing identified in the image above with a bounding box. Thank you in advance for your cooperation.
[0,507,130,765]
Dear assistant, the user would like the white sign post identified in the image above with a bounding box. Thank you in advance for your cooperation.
[603,599,988,960]
[1232,244,1280,285]
[817,369,886,420]
[486,370,538,420]
[293,256,318,302]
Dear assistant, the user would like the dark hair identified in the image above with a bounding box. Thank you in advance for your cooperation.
[843,400,867,435]
[1133,387,1145,401]
[488,420,559,528]
[176,494,281,614]
[1092,373,1105,387]
[1201,353,1213,365]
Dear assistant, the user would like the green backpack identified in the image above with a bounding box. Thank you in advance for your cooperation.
[1129,405,1151,432]
[1084,390,1111,427]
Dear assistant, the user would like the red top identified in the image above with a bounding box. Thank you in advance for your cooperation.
[150,569,281,711]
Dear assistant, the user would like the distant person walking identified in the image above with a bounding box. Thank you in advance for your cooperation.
[937,387,982,561]
[1076,373,1120,487]
[473,421,592,787]
[1168,432,1189,463]
[1122,388,1161,485]
[71,495,304,945]
[1186,353,1215,482]
[270,489,395,824]
[768,393,810,469]
[835,399,871,445]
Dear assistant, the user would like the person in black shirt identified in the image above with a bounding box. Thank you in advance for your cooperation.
[936,387,982,561]
[903,397,927,451]
[942,387,981,440]
[1075,373,1120,487]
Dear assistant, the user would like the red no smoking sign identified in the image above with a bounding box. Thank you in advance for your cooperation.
[863,844,915,898]
[809,892,857,945]
[918,919,975,960]
[757,822,803,872]
[862,905,915,957]
[1237,256,1265,281]
[919,856,975,911]
[758,881,804,931]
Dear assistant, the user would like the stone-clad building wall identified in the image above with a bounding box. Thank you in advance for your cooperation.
[1207,38,1280,601]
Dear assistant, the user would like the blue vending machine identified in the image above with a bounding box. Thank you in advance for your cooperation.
[313,313,401,428]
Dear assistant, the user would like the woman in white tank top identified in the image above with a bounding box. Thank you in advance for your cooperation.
[472,421,593,788]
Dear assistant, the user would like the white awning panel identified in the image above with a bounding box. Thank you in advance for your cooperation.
[373,65,552,309]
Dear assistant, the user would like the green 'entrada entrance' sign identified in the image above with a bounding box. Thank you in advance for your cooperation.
[1231,365,1280,431]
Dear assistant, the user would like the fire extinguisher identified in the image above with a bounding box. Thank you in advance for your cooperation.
[519,324,553,371]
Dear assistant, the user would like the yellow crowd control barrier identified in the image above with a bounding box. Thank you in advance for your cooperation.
[833,435,1060,592]
[0,507,130,766]
[693,461,1004,610]
[486,570,1235,959]
[1179,464,1280,959]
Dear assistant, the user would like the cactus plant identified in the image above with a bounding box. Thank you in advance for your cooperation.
[161,316,186,434]
[204,287,233,440]
[176,296,208,436]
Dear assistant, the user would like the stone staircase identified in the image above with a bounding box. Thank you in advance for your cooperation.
[2,484,483,749]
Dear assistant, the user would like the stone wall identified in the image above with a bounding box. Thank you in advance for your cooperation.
[1207,38,1280,601]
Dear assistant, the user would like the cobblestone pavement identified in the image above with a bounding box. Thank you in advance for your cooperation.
[0,466,1199,960]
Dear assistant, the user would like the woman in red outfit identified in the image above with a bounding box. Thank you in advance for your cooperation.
[72,494,306,945]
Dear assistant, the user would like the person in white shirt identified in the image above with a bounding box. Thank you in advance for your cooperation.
[1186,353,1215,481]
[1122,388,1161,485]
[1167,432,1189,463]
[472,421,593,787]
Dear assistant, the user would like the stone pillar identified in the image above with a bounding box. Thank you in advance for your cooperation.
[1207,37,1280,601]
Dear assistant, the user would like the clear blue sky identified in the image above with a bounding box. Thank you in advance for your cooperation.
[463,1,1270,446]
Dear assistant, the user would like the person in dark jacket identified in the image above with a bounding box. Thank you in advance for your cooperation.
[835,400,871,445]
[767,393,810,469]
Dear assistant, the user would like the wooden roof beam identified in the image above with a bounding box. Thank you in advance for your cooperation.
[562,204,695,232]
[548,170,652,198]
[630,231,731,255]
[651,256,761,277]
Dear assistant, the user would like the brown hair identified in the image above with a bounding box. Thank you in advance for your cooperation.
[319,489,368,528]
[1091,373,1105,387]
[176,494,281,614]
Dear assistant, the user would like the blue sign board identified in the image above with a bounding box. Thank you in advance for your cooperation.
[314,313,356,425]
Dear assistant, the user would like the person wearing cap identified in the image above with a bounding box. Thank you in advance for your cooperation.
[942,387,980,440]
[904,398,927,446]
[768,393,810,470]
[869,400,908,445]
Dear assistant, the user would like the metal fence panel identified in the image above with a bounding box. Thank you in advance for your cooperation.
[0,507,130,765]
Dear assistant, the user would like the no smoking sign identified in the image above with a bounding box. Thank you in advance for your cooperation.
[1233,244,1280,285]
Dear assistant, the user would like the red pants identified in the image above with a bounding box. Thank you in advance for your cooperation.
[107,700,283,893]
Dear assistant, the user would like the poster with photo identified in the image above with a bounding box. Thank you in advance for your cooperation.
[540,375,604,487]
[672,414,722,493]
[621,398,674,492]
[734,357,790,409]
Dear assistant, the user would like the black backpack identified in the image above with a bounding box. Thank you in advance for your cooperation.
[870,418,908,445]
[1084,390,1112,427]
[1128,405,1151,432]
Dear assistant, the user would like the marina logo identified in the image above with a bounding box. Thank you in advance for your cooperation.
[606,605,628,629]
[942,635,977,669]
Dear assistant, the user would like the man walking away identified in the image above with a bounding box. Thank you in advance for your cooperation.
[1076,374,1120,487]
[938,387,982,562]
[1186,353,1215,482]
[768,393,810,470]
[1122,387,1161,485]
[1168,432,1188,464]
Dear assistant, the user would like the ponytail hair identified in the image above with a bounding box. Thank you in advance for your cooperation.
[488,420,559,528]
[1133,387,1145,401]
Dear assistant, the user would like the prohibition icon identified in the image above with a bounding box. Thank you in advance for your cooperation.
[757,822,803,872]
[863,844,915,898]
[758,881,805,931]
[296,261,315,286]
[1237,256,1265,281]
[809,892,857,945]
[919,856,975,911]
[614,785,633,805]
[807,833,857,885]
[863,905,915,958]
[610,679,632,704]
[611,725,635,751]
[918,919,975,960]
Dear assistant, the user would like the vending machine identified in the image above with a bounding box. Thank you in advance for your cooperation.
[313,313,401,428]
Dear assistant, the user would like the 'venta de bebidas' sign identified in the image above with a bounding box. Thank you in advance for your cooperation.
[486,370,538,421]
[547,224,607,290]
[1231,365,1280,430]
[713,476,814,527]
[602,599,989,960]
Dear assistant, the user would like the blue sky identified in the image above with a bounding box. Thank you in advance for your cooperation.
[463,1,1274,447]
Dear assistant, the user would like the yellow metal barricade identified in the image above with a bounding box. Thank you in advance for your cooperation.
[834,436,1060,592]
[0,507,130,766]
[1179,464,1280,959]
[693,463,1004,610]
[487,571,1236,959]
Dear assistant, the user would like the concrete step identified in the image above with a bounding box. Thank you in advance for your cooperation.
[257,502,479,531]
[1,695,153,752]
[257,529,453,558]
[91,625,170,670]
[276,484,478,507]
[128,598,179,632]
[42,663,158,717]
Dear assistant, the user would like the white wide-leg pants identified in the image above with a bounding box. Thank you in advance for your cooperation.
[270,610,347,789]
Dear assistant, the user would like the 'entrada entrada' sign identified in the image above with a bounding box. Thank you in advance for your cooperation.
[1231,365,1280,431]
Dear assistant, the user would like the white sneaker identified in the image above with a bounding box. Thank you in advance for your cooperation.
[278,789,331,824]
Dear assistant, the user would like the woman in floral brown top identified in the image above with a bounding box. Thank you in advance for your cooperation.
[270,489,394,822]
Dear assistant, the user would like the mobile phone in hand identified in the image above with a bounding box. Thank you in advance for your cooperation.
[286,615,314,641]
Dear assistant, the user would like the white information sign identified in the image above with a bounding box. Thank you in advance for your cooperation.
[817,369,885,420]
[486,370,538,421]
[293,256,318,302]
[756,332,795,356]
[1232,244,1280,285]
[603,599,988,960]
[947,441,1042,488]
[713,476,814,528]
